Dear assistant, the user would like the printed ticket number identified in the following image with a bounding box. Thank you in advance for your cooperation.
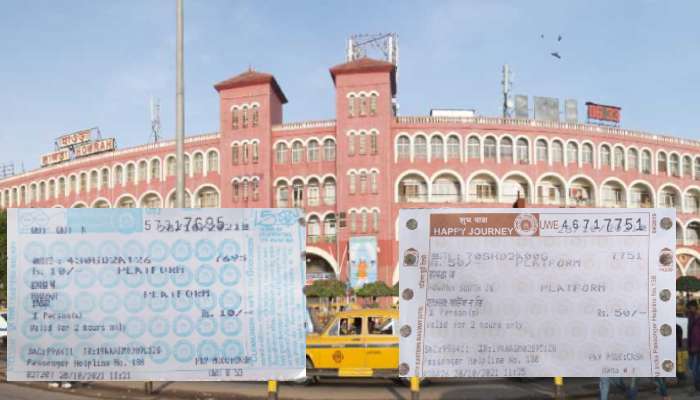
[398,208,676,378]
[6,208,306,381]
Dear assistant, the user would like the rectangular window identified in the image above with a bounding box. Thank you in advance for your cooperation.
[307,185,319,206]
[368,317,392,335]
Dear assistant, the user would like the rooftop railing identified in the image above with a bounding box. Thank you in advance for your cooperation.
[396,116,700,149]
[271,120,336,132]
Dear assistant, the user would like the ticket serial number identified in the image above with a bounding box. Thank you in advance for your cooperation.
[550,217,648,234]
[144,217,249,233]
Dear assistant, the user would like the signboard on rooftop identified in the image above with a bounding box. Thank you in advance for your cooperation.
[586,102,621,124]
[398,208,676,378]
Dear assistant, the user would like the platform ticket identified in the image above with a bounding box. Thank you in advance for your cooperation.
[6,208,306,381]
[398,208,676,378]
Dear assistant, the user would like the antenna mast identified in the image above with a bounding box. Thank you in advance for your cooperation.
[502,64,513,118]
[150,97,161,143]
[347,33,399,113]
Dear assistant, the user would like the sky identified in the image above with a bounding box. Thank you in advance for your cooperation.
[0,0,699,171]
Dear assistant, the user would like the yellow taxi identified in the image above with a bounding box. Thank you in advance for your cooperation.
[306,308,398,380]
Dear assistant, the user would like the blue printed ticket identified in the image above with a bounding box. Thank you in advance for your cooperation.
[6,208,306,381]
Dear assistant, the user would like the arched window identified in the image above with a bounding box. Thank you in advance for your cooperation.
[252,105,259,127]
[69,175,77,194]
[658,152,668,174]
[292,180,304,207]
[414,136,427,160]
[467,137,480,160]
[430,136,444,161]
[348,94,356,117]
[397,136,410,160]
[166,158,176,177]
[536,139,548,162]
[232,181,240,201]
[241,106,249,128]
[141,193,161,208]
[372,209,380,232]
[323,178,336,205]
[242,179,249,200]
[30,184,36,202]
[517,138,529,163]
[348,132,355,156]
[252,178,260,200]
[193,153,204,175]
[360,171,368,193]
[292,142,303,163]
[695,157,700,181]
[324,214,337,240]
[358,132,367,155]
[370,171,378,193]
[276,182,288,207]
[48,180,55,199]
[101,168,110,187]
[307,140,319,162]
[566,142,578,165]
[232,144,239,164]
[168,191,191,208]
[184,154,190,176]
[196,187,219,208]
[600,145,611,167]
[138,161,148,182]
[349,172,356,194]
[614,147,625,169]
[369,93,378,116]
[231,107,238,129]
[252,141,259,163]
[80,172,88,192]
[89,171,97,190]
[359,94,367,116]
[670,154,680,177]
[307,216,321,243]
[276,143,287,163]
[207,151,218,173]
[684,156,692,178]
[323,139,336,161]
[115,165,124,185]
[58,178,65,197]
[551,141,563,164]
[582,143,593,165]
[241,143,249,163]
[370,131,378,155]
[150,159,161,181]
[484,137,497,159]
[500,137,513,162]
[307,179,320,206]
[361,210,368,232]
[642,151,652,174]
[628,149,639,171]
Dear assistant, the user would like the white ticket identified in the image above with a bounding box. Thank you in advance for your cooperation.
[398,208,676,378]
[6,208,306,381]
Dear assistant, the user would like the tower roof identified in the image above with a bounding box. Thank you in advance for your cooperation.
[329,57,396,95]
[214,70,288,104]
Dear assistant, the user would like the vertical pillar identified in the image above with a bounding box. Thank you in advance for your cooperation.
[554,376,564,399]
[267,380,278,400]
[410,376,420,400]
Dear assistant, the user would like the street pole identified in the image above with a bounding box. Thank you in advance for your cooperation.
[175,0,185,207]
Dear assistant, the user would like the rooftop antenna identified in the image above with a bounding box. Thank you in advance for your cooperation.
[347,33,399,113]
[150,96,161,143]
[502,64,514,118]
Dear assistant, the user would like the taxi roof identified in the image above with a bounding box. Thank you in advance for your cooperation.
[333,308,397,318]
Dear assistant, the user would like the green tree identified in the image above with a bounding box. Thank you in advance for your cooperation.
[677,276,700,303]
[356,281,394,303]
[0,210,6,301]
[304,279,346,301]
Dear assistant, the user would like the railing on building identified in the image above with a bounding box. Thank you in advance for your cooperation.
[396,116,700,149]
[272,120,336,132]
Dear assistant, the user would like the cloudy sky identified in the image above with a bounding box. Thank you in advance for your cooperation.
[1,0,698,170]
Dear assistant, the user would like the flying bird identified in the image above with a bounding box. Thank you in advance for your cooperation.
[550,52,561,59]
[540,34,544,39]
